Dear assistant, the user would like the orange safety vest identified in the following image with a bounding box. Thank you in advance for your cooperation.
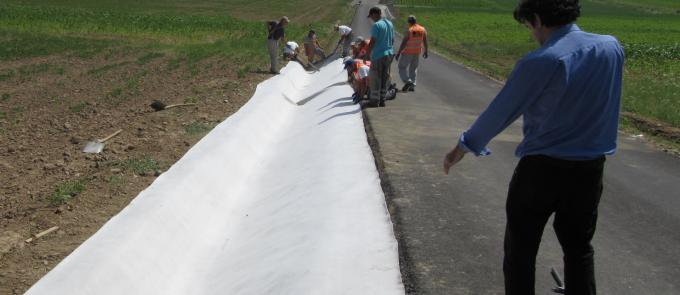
[403,24,426,55]
[353,60,365,80]
[353,60,371,81]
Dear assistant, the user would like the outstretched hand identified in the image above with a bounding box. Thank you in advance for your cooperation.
[443,144,466,175]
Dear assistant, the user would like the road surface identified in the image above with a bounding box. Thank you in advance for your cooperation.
[352,0,680,294]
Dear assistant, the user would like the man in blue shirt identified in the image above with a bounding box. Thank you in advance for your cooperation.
[367,7,394,107]
[442,0,624,294]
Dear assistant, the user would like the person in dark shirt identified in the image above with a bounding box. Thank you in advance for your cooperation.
[267,16,289,74]
[443,1,624,294]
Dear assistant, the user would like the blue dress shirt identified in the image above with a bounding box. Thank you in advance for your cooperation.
[460,24,625,160]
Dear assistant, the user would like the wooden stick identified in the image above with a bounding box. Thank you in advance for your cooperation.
[25,226,59,243]
[164,103,196,110]
[98,129,123,143]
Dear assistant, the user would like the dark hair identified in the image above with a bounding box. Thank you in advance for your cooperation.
[513,0,581,27]
[407,15,416,24]
[369,7,382,16]
[308,30,316,36]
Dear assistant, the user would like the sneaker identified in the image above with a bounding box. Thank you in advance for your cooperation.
[408,84,415,92]
[401,82,413,92]
[379,100,386,107]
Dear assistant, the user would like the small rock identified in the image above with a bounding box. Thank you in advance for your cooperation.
[125,145,135,151]
[43,260,49,266]
[69,137,80,144]
[43,164,56,170]
[110,168,122,173]
[63,122,71,130]
[154,170,162,177]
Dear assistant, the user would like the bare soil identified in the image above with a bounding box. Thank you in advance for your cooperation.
[623,111,680,143]
[0,49,269,294]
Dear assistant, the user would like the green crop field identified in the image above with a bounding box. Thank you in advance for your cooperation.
[395,0,680,129]
[0,0,350,66]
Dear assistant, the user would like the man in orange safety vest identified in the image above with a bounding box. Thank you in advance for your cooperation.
[395,15,429,92]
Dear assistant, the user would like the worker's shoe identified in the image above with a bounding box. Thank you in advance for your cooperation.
[352,93,362,104]
[402,82,414,92]
[379,100,386,107]
[409,84,416,92]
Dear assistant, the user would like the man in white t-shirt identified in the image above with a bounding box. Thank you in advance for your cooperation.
[334,24,354,57]
[283,41,299,58]
[283,41,317,71]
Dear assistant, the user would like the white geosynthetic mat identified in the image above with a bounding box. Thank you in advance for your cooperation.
[25,60,405,295]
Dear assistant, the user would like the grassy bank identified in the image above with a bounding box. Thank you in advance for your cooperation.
[394,0,680,130]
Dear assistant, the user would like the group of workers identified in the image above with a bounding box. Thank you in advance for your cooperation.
[267,1,624,294]
[266,7,429,107]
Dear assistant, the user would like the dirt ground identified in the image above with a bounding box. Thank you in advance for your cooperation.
[0,48,268,294]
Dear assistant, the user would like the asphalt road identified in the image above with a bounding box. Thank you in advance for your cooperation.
[352,1,680,294]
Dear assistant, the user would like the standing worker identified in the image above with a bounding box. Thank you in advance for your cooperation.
[334,24,354,57]
[303,30,326,64]
[395,15,428,92]
[267,16,289,74]
[366,7,395,107]
[443,0,624,294]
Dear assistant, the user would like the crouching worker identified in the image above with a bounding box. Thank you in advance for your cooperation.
[343,58,371,104]
[352,36,371,60]
[283,41,318,71]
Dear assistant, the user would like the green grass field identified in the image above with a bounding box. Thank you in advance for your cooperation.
[0,0,351,67]
[395,0,680,129]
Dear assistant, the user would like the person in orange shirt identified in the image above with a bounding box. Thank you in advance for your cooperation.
[303,30,326,64]
[353,36,371,60]
[395,15,429,92]
[344,58,371,104]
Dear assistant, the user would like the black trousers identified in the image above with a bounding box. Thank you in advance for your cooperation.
[504,155,605,295]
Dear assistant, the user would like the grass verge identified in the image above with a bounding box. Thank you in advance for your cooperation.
[394,0,680,131]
